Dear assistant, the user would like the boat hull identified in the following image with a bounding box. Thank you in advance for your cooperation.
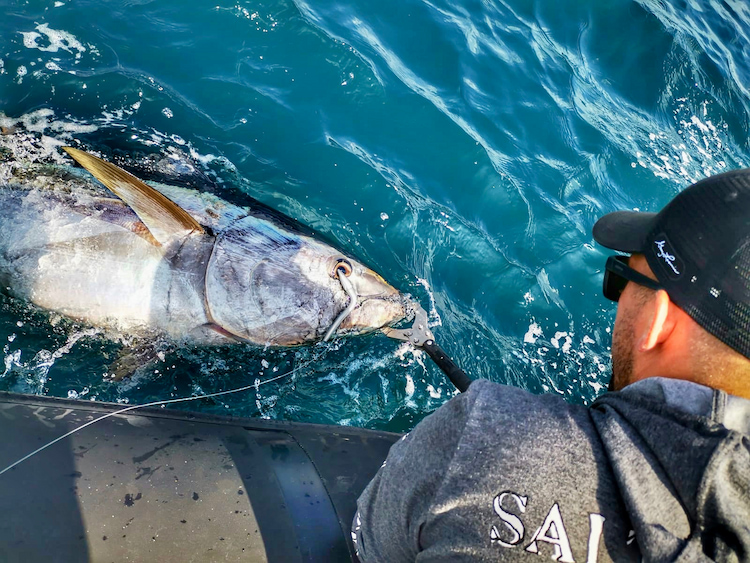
[0,392,400,562]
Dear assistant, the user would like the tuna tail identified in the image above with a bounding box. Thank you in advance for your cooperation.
[62,147,205,246]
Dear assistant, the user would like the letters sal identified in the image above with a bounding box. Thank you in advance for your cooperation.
[490,491,606,563]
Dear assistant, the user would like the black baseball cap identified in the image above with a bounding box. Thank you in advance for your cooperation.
[593,169,750,360]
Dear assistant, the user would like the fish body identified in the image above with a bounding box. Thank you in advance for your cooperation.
[0,147,407,347]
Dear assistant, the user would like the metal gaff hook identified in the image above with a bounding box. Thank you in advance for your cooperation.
[382,303,473,392]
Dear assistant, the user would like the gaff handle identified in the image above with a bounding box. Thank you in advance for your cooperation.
[422,340,472,392]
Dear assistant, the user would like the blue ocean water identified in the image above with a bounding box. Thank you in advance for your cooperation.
[0,0,748,431]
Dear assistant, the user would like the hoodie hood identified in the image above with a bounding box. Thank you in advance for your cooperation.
[592,378,750,562]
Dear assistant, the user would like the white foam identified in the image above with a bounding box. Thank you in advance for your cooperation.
[12,108,96,135]
[2,349,22,378]
[523,322,542,344]
[13,107,52,132]
[20,23,86,57]
[188,146,219,166]
[404,374,415,397]
[550,331,572,354]
[426,384,442,399]
[67,386,90,399]
[0,109,99,178]
[39,134,67,155]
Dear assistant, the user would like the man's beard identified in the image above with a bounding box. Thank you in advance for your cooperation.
[610,309,636,391]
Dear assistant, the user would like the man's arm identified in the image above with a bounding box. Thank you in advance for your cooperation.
[353,385,478,562]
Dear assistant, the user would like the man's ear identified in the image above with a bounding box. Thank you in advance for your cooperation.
[640,289,674,351]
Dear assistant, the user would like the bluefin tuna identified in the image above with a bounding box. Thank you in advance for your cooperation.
[0,144,409,367]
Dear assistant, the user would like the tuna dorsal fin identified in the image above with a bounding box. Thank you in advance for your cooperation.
[63,147,205,245]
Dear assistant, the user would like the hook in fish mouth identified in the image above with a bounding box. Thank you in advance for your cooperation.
[323,265,359,341]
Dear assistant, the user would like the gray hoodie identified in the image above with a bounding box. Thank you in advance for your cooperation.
[353,378,750,562]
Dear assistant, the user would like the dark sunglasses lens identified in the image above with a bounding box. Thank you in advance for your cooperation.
[603,265,628,302]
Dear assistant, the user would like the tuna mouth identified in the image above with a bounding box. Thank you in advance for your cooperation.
[322,264,411,341]
[334,293,411,336]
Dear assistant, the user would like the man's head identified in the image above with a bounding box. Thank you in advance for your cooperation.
[593,169,750,396]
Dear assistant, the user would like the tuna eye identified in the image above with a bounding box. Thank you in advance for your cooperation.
[332,258,353,278]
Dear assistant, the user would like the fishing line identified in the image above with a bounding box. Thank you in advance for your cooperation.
[0,350,327,477]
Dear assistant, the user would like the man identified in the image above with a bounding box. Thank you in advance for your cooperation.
[353,169,750,562]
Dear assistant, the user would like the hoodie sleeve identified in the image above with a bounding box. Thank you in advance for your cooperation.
[352,384,478,562]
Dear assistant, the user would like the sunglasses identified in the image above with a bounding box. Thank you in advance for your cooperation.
[603,255,663,302]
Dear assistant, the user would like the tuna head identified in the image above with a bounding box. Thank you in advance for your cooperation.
[204,216,408,346]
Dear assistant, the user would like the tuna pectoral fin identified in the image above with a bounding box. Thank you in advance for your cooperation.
[63,147,204,246]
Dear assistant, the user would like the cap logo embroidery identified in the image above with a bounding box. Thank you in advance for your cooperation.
[655,240,680,275]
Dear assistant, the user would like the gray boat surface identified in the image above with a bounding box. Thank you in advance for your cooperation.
[0,390,400,562]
